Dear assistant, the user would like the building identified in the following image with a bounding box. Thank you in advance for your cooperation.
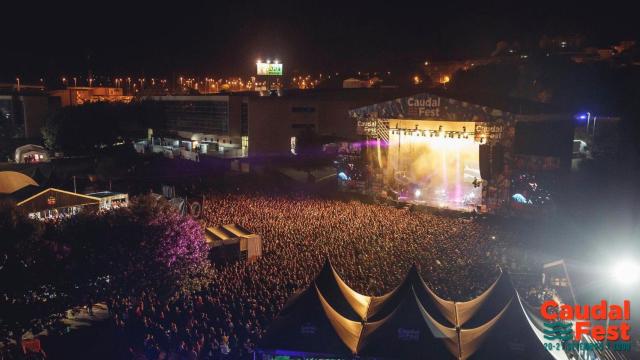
[342,77,381,88]
[86,191,129,210]
[246,88,413,157]
[0,171,100,220]
[141,95,248,158]
[348,92,574,213]
[141,88,411,160]
[49,87,132,107]
[0,91,50,139]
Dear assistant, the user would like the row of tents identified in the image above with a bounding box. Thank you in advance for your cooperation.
[258,260,569,359]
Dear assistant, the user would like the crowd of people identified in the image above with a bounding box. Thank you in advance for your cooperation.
[104,193,531,360]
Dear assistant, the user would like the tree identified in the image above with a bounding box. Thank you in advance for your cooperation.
[41,101,167,156]
[109,195,211,296]
[0,195,212,350]
[59,195,211,297]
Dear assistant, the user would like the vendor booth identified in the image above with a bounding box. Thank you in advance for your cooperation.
[205,224,262,263]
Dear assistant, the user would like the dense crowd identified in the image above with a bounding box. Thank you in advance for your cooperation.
[105,193,526,360]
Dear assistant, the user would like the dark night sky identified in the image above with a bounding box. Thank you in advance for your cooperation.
[2,0,638,81]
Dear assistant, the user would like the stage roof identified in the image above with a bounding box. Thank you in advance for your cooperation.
[349,92,517,123]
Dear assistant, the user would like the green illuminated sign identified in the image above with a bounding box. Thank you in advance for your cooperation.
[257,62,283,76]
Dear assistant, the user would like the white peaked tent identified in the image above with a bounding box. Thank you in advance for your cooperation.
[259,284,362,357]
[358,286,457,359]
[313,259,371,321]
[14,144,49,163]
[260,260,568,359]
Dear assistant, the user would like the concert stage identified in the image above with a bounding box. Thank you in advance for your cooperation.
[346,92,574,213]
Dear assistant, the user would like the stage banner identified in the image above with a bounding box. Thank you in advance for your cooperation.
[474,123,505,142]
[356,119,379,136]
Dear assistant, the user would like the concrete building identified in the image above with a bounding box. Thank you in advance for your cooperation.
[141,88,411,160]
[246,88,413,157]
[141,95,248,158]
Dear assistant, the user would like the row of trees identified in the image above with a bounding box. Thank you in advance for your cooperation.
[0,195,211,349]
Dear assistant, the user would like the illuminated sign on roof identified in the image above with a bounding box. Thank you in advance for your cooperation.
[257,61,283,76]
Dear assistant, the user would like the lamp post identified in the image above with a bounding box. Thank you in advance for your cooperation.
[585,112,591,135]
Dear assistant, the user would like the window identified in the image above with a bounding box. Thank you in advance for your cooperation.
[242,136,249,157]
[161,100,229,134]
[241,102,248,135]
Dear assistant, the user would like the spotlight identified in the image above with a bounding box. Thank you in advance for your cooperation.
[414,189,422,198]
[611,260,640,285]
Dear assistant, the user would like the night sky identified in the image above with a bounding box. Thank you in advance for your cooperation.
[2,0,638,81]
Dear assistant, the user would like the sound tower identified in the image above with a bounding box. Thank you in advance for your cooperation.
[479,144,491,180]
[491,144,504,176]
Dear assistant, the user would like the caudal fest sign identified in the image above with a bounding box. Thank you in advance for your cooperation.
[540,300,632,346]
[407,97,441,118]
